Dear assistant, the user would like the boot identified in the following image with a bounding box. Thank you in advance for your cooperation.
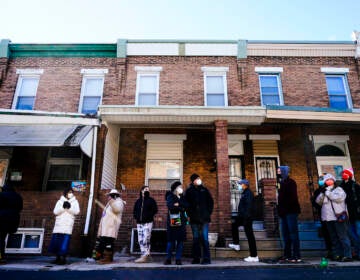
[51,256,60,264]
[97,250,113,264]
[134,254,150,263]
[57,256,67,265]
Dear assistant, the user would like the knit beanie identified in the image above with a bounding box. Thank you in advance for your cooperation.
[343,168,354,179]
[171,181,182,192]
[190,173,200,183]
[323,173,336,183]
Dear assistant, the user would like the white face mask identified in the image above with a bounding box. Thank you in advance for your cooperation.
[176,187,183,194]
[67,193,74,199]
[196,179,202,185]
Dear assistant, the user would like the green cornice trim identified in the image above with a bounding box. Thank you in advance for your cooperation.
[9,44,117,58]
[0,39,11,58]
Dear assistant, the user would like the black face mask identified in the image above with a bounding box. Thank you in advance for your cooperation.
[144,191,150,198]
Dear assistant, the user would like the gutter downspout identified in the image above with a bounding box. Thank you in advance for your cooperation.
[84,126,98,235]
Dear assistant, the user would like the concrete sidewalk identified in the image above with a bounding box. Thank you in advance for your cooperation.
[1,254,360,271]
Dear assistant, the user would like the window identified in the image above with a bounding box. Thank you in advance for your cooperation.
[43,147,83,191]
[135,66,162,106]
[325,75,351,109]
[6,228,44,254]
[255,67,283,106]
[202,67,228,106]
[144,134,186,190]
[79,69,108,114]
[0,159,9,186]
[12,69,43,110]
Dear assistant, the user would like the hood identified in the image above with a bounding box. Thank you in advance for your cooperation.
[165,190,172,200]
[279,166,290,180]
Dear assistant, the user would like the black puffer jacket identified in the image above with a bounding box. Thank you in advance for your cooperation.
[340,179,360,223]
[184,183,213,224]
[238,188,255,220]
[133,192,158,224]
[0,184,23,233]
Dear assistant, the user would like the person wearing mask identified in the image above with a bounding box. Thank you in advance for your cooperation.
[229,179,259,262]
[340,168,360,260]
[0,182,23,265]
[95,188,126,264]
[184,173,214,265]
[48,187,80,265]
[164,181,188,265]
[133,186,158,263]
[316,173,352,262]
[312,174,332,258]
[277,166,302,263]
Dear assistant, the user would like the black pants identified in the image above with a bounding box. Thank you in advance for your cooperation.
[0,231,7,259]
[231,217,258,257]
[321,221,332,253]
[98,236,115,254]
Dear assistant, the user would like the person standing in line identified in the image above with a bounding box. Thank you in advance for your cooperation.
[229,179,259,262]
[48,186,80,265]
[316,173,352,262]
[0,182,23,265]
[277,165,302,263]
[164,181,188,265]
[184,173,214,265]
[340,168,360,259]
[133,186,158,263]
[95,188,126,264]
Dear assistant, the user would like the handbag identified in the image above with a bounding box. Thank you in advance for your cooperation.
[169,211,182,227]
[329,199,348,223]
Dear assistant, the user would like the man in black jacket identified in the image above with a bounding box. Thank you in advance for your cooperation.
[184,173,214,265]
[133,185,158,263]
[0,182,23,264]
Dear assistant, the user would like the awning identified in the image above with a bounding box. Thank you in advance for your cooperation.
[0,125,94,157]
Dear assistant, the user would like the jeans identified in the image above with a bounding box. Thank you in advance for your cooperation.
[166,241,184,261]
[243,219,258,257]
[190,223,210,261]
[280,214,300,258]
[326,221,352,258]
[348,221,360,256]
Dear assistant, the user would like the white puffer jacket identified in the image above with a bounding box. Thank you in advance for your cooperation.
[315,186,347,222]
[97,197,125,239]
[52,195,80,234]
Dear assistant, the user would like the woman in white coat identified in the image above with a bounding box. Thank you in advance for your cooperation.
[48,187,80,265]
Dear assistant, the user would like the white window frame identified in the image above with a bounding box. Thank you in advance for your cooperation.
[5,228,44,254]
[12,69,44,110]
[324,74,352,110]
[79,69,108,114]
[0,158,9,187]
[201,67,229,107]
[135,66,162,106]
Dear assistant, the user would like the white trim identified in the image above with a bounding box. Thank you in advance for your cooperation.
[16,69,44,75]
[310,135,349,143]
[321,67,349,74]
[203,68,228,107]
[201,66,229,73]
[255,67,283,73]
[80,69,108,75]
[5,228,44,254]
[249,134,281,140]
[134,66,163,73]
[135,72,160,106]
[228,134,247,141]
[144,134,187,141]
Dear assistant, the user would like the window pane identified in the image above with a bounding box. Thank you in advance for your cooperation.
[329,95,348,109]
[49,165,80,180]
[84,78,103,96]
[6,233,22,248]
[139,76,157,93]
[148,161,180,179]
[24,234,40,248]
[207,94,225,106]
[262,95,280,106]
[82,96,101,114]
[16,96,35,110]
[51,147,82,158]
[326,76,345,95]
[260,76,278,87]
[138,93,156,106]
[206,76,224,93]
[19,78,38,96]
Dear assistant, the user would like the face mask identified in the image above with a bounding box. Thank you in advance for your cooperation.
[196,179,202,186]
[67,193,74,199]
[176,187,183,194]
[144,191,150,197]
[237,184,243,192]
[342,174,350,181]
[325,180,333,187]
[318,180,324,187]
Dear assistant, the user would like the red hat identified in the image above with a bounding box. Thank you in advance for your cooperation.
[342,168,354,179]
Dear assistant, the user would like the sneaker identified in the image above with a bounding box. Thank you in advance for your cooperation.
[278,256,290,263]
[340,257,353,262]
[289,257,302,263]
[134,255,150,263]
[244,256,259,262]
[228,243,240,251]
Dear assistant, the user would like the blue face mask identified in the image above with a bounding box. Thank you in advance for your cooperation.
[318,180,324,187]
[237,184,243,192]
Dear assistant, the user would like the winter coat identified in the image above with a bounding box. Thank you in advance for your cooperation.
[133,193,158,224]
[184,183,214,224]
[316,186,347,222]
[165,191,188,242]
[238,188,255,220]
[52,195,80,235]
[97,197,125,239]
[277,175,301,218]
[0,184,23,234]
[340,179,360,223]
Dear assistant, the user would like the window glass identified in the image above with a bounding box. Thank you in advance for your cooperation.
[16,97,35,110]
[205,75,225,106]
[81,78,103,114]
[259,75,281,105]
[207,94,225,106]
[325,76,349,109]
[147,160,180,190]
[139,76,157,93]
[15,77,39,110]
[138,94,157,106]
[82,96,101,114]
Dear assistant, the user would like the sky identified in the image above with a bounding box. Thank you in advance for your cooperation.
[1,0,359,43]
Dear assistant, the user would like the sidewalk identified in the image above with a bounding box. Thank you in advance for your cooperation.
[1,254,360,271]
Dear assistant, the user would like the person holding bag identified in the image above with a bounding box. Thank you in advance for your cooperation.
[163,181,188,265]
[315,173,352,262]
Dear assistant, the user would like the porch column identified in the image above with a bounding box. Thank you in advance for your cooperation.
[214,120,231,238]
[261,178,279,238]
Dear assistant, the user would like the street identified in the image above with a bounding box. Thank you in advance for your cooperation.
[1,267,360,280]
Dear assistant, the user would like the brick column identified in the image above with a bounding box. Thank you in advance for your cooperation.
[261,178,279,238]
[214,120,231,239]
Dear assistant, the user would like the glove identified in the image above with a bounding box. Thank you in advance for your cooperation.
[63,201,71,209]
[320,187,326,193]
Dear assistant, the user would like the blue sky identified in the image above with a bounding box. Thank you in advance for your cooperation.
[1,0,359,43]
